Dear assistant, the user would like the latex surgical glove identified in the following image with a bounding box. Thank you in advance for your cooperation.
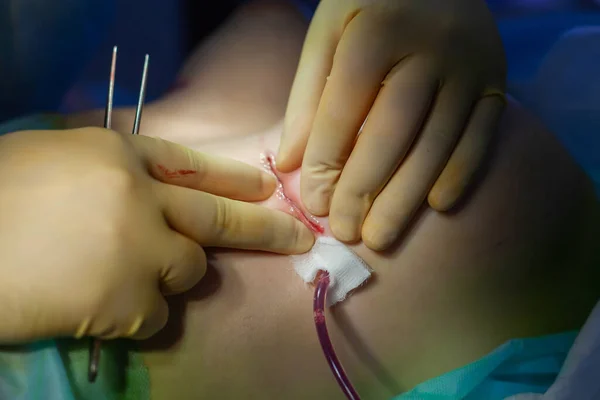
[277,0,507,250]
[0,127,313,343]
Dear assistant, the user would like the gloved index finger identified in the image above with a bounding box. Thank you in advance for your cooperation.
[129,134,276,202]
[158,183,315,255]
[299,16,395,216]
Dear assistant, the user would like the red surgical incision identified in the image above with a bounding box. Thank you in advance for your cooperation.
[261,152,325,235]
[156,164,197,178]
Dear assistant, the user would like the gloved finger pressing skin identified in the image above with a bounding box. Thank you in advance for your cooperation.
[128,294,170,340]
[89,290,169,340]
[428,93,506,211]
[130,135,276,202]
[362,83,477,251]
[329,57,438,242]
[123,232,206,339]
[298,15,397,216]
[276,1,340,172]
[157,183,314,254]
[157,231,208,296]
[76,183,207,342]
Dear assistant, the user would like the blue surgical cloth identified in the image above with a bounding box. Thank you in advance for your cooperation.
[393,332,578,400]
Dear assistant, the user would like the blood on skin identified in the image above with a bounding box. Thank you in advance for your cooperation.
[261,152,325,235]
[156,164,197,179]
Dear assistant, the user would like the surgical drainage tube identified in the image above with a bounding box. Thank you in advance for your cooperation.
[313,270,361,400]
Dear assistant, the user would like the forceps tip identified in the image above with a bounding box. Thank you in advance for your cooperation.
[132,53,150,135]
[88,338,102,382]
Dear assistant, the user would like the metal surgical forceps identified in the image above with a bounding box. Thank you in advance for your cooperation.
[88,46,149,383]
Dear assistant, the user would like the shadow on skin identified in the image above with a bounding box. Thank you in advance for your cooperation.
[140,253,224,351]
[56,256,227,391]
[331,300,403,396]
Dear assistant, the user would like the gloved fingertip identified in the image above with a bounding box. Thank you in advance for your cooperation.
[304,195,329,217]
[260,172,277,194]
[331,218,361,243]
[300,173,335,216]
[126,316,145,337]
[74,317,92,339]
[362,225,397,252]
[274,148,301,173]
[427,187,459,212]
[363,234,394,252]
[291,221,315,254]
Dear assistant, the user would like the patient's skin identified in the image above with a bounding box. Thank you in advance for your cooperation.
[65,1,600,398]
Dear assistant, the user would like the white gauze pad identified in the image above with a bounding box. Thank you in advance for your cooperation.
[291,236,372,306]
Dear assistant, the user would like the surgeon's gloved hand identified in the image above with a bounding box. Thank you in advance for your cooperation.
[0,127,313,343]
[277,0,507,250]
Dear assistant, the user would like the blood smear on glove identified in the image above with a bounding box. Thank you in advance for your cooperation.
[260,152,324,235]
